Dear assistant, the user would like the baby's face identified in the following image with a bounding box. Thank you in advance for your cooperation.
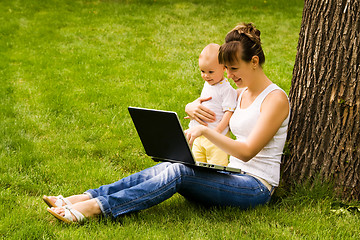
[199,58,225,86]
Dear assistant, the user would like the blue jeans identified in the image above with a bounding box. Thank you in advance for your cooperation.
[86,162,272,218]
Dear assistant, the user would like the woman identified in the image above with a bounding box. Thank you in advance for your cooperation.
[43,23,289,224]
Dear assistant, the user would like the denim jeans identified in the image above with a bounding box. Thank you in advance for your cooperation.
[86,162,272,219]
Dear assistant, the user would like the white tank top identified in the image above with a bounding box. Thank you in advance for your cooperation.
[228,84,289,187]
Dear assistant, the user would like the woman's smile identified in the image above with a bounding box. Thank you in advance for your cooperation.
[233,77,242,84]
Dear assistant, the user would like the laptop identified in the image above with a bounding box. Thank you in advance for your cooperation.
[128,106,242,173]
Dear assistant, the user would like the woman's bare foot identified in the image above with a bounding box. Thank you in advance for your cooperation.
[43,194,90,207]
[49,199,102,222]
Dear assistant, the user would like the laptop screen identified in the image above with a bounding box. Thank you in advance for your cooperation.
[128,107,195,164]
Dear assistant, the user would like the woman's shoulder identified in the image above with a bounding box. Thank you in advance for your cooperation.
[261,88,290,117]
[265,88,288,105]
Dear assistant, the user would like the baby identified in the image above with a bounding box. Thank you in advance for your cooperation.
[188,43,237,166]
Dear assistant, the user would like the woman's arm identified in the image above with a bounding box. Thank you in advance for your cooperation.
[185,97,216,126]
[185,90,289,162]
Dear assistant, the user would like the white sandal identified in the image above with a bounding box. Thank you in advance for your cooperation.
[43,195,72,208]
[47,205,86,224]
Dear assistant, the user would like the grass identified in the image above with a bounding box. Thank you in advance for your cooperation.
[1,0,359,239]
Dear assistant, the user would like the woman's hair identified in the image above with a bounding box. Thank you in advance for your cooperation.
[218,23,265,66]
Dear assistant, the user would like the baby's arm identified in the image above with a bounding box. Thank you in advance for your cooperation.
[214,111,233,134]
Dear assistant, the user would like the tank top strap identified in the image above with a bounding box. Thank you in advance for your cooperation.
[237,87,247,107]
[238,87,247,99]
[254,83,282,105]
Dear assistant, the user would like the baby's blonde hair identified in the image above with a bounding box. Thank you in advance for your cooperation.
[199,43,221,64]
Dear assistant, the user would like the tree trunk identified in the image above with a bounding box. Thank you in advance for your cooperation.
[282,0,360,200]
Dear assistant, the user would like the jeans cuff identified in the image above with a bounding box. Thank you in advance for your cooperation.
[84,190,112,218]
[83,191,93,199]
[95,196,112,218]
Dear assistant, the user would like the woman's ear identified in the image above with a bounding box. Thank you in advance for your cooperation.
[251,56,259,69]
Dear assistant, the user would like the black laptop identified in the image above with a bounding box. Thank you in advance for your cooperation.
[128,106,242,173]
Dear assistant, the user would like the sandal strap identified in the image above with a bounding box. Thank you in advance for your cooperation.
[64,205,86,223]
[55,195,72,207]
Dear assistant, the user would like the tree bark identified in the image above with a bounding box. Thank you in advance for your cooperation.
[282,0,360,200]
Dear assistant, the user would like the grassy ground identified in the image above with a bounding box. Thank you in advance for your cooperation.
[1,0,359,239]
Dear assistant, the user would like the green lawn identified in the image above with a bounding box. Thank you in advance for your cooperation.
[1,0,359,239]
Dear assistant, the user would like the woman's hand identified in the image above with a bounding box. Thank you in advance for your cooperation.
[184,125,207,146]
[185,97,216,126]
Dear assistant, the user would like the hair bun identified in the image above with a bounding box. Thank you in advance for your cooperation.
[231,22,261,45]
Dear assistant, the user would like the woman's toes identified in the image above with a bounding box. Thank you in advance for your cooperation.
[53,207,77,221]
[48,196,68,206]
[48,196,56,203]
[51,207,65,216]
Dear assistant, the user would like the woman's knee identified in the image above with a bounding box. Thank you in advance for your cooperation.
[168,163,194,176]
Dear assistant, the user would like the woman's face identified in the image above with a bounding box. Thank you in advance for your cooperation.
[224,58,253,88]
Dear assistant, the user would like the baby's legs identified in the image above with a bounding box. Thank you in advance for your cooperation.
[205,139,229,166]
[192,136,229,166]
[192,136,207,163]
